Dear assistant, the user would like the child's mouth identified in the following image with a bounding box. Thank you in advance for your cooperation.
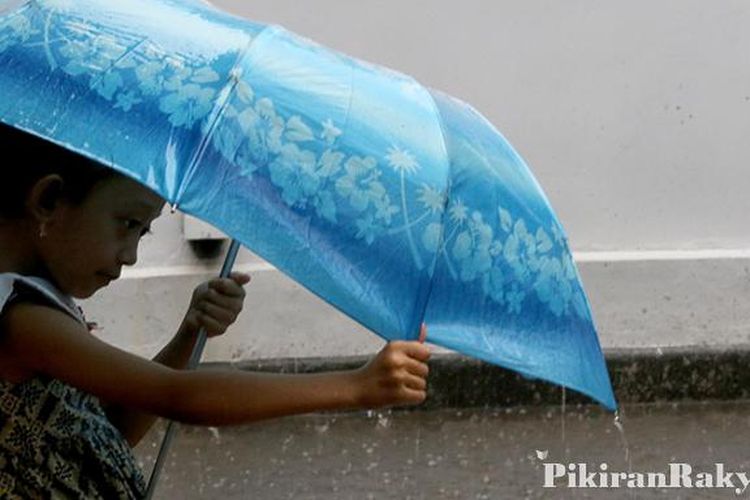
[97,272,119,283]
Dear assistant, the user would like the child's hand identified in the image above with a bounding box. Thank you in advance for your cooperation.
[182,272,250,338]
[352,324,431,408]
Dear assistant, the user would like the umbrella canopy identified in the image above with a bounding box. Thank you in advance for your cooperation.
[0,0,616,409]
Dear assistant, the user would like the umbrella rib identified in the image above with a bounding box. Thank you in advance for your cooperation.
[172,32,260,208]
[437,223,461,280]
[42,10,57,70]
[412,89,455,329]
[87,36,148,94]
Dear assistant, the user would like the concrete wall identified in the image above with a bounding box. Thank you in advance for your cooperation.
[81,1,750,361]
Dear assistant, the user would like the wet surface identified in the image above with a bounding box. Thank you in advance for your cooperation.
[136,400,750,499]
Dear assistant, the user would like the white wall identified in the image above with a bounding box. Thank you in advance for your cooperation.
[208,0,750,251]
[82,1,750,360]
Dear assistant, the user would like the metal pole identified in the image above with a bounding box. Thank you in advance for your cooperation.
[145,238,242,499]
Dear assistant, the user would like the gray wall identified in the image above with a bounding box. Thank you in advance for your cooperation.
[82,1,750,361]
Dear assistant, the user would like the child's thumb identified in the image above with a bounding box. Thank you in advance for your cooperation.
[231,271,251,285]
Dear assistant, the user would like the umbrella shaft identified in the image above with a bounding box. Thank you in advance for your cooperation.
[145,239,241,499]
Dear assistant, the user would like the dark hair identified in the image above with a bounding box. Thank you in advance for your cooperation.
[0,122,119,218]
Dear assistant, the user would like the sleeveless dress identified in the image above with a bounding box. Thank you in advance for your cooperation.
[0,273,146,499]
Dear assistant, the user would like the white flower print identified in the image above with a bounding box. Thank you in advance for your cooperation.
[252,98,285,154]
[60,33,126,74]
[317,149,345,178]
[114,90,142,111]
[505,284,526,314]
[534,256,573,317]
[136,59,190,96]
[355,213,380,244]
[92,71,123,100]
[285,115,314,142]
[482,265,506,304]
[503,219,539,284]
[230,98,285,170]
[386,145,419,175]
[335,155,384,212]
[418,184,445,214]
[498,207,512,233]
[421,222,443,252]
[159,83,216,127]
[386,145,423,268]
[449,199,468,225]
[373,193,399,224]
[451,212,493,282]
[268,143,319,207]
[313,190,337,223]
[190,66,220,84]
[321,118,342,145]
[536,227,553,254]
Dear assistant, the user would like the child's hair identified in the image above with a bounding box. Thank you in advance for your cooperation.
[0,122,119,219]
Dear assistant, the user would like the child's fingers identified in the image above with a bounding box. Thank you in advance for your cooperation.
[193,288,242,318]
[399,387,427,405]
[402,372,427,391]
[390,340,431,362]
[198,301,237,324]
[201,290,244,314]
[229,271,251,285]
[418,323,427,343]
[207,277,248,297]
[208,279,245,296]
[197,313,227,336]
[403,358,429,378]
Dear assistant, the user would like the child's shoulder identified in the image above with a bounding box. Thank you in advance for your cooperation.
[0,273,94,385]
[0,272,86,326]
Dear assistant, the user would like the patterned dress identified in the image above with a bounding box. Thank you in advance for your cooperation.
[0,274,146,499]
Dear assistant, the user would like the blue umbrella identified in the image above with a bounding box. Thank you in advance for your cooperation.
[0,0,616,411]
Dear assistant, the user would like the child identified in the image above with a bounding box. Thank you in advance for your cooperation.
[0,123,431,499]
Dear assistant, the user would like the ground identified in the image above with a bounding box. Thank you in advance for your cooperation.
[136,400,750,499]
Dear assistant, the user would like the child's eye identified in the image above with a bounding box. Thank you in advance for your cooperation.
[122,219,152,237]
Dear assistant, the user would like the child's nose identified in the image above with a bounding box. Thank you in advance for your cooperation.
[118,241,139,266]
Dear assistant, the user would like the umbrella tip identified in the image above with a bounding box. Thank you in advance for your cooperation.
[170,203,178,214]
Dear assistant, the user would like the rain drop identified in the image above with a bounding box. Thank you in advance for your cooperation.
[613,409,633,476]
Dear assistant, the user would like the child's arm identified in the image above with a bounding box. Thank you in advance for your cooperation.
[0,301,430,441]
[105,272,250,444]
[151,272,252,368]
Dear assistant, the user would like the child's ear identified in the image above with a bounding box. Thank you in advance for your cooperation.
[27,174,65,221]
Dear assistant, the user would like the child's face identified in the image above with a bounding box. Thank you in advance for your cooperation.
[39,175,165,298]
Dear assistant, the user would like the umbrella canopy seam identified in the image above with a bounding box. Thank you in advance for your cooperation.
[413,88,455,336]
[174,25,271,208]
